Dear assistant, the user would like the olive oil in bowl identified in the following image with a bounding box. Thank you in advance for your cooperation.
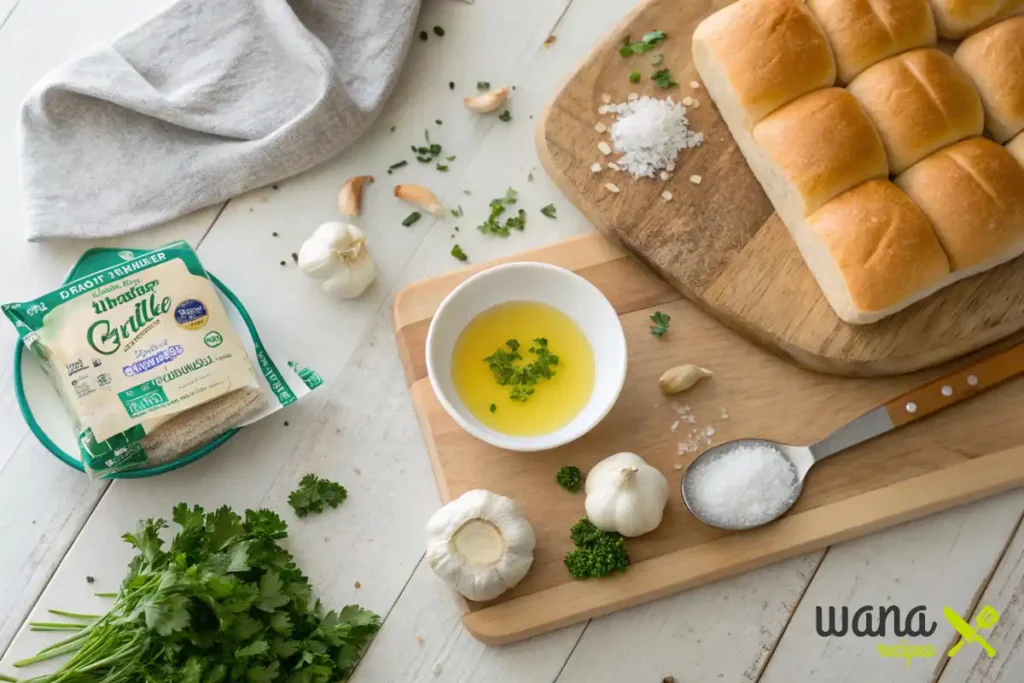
[452,301,595,436]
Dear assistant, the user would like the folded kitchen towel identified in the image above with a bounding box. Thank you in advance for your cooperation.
[18,0,420,241]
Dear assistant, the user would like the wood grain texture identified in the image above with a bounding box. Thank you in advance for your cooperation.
[535,0,1024,377]
[393,233,1024,645]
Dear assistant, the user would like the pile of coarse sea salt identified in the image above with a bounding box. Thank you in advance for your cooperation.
[601,96,704,178]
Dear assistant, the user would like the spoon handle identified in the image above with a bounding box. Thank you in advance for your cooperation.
[884,343,1024,427]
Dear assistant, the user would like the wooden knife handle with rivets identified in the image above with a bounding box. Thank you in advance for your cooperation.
[885,344,1024,427]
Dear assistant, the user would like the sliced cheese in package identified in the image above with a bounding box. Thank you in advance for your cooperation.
[3,241,320,478]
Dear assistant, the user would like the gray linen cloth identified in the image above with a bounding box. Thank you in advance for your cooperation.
[18,0,420,241]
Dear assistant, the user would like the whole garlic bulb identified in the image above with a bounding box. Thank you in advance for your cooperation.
[298,222,377,299]
[426,489,536,602]
[585,452,669,537]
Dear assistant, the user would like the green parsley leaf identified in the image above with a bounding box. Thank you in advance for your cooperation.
[388,160,408,170]
[556,466,582,492]
[419,30,428,41]
[649,310,670,337]
[288,474,348,518]
[618,35,633,58]
[402,211,422,227]
[477,81,491,90]
[433,25,445,36]
[629,70,641,83]
[436,163,449,171]
[642,29,666,43]
[540,204,557,219]
[498,110,512,122]
[451,205,463,218]
[451,244,468,262]
[652,68,677,88]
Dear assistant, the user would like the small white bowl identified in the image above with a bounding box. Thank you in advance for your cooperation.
[425,262,627,452]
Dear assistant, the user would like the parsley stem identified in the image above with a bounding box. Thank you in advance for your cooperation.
[48,609,101,620]
[30,623,87,630]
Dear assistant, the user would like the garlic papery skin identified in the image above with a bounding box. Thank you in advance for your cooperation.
[298,222,377,299]
[585,452,669,537]
[426,489,536,602]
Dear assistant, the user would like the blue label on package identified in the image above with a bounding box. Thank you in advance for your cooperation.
[174,299,209,330]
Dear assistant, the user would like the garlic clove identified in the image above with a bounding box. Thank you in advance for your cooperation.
[463,87,509,113]
[659,364,712,395]
[337,175,374,216]
[394,184,444,216]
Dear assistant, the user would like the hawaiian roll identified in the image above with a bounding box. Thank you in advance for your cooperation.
[752,88,889,218]
[896,138,1024,271]
[806,0,937,83]
[953,17,1024,143]
[692,0,836,130]
[848,48,983,173]
[804,180,950,323]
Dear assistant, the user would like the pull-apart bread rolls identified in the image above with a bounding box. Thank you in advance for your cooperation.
[954,17,1024,143]
[805,180,950,323]
[927,0,1024,39]
[896,138,1024,271]
[752,88,888,218]
[691,0,836,130]
[1009,132,1024,166]
[848,48,983,173]
[807,0,937,83]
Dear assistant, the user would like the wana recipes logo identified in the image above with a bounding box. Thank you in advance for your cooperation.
[815,603,1001,666]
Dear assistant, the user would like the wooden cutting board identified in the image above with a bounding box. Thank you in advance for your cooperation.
[536,0,1024,377]
[393,234,1024,645]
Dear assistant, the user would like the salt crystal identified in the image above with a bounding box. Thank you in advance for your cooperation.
[671,420,679,432]
[685,443,798,528]
[598,141,612,155]
[601,93,612,103]
[690,175,703,184]
[721,407,729,420]
[598,105,610,114]
[595,122,608,133]
[690,81,701,89]
[706,426,716,436]
[608,96,703,178]
[682,96,695,107]
[661,190,673,201]
[605,182,620,193]
[608,162,621,171]
[690,100,701,109]
[687,415,696,424]
[674,463,684,470]
[590,162,602,173]
[627,92,639,101]
[660,171,671,181]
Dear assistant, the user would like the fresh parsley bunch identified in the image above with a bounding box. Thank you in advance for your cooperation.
[564,518,630,579]
[10,504,379,683]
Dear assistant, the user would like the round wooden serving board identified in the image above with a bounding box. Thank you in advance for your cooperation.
[536,0,1024,377]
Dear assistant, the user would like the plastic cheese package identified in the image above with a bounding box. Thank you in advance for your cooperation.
[2,241,321,478]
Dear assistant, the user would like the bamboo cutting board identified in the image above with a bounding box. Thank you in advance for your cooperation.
[536,0,1024,377]
[393,234,1024,645]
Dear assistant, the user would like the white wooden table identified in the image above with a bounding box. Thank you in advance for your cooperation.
[1,1,1023,681]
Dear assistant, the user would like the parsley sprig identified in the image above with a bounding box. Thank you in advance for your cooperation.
[650,311,670,337]
[484,337,559,402]
[564,518,630,579]
[12,504,379,682]
[288,474,347,518]
[619,30,666,57]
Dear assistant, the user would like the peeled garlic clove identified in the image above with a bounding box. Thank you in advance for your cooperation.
[659,364,712,395]
[463,87,509,113]
[298,222,377,299]
[338,175,374,217]
[394,184,444,216]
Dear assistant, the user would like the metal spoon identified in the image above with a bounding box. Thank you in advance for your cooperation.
[682,342,1024,531]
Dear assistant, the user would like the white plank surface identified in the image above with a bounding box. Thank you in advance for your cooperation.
[0,0,1021,681]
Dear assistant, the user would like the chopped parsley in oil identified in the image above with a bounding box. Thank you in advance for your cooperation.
[484,338,560,402]
[489,403,497,413]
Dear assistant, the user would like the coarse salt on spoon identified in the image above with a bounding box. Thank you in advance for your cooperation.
[683,343,1024,530]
